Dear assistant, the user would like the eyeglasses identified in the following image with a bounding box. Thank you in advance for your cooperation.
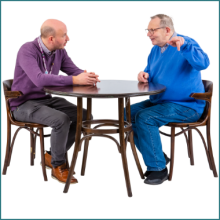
[145,27,165,35]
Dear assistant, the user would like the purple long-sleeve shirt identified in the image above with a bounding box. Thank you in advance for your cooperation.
[10,37,83,111]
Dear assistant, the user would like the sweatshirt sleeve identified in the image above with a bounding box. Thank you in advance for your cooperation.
[60,49,84,76]
[180,37,210,71]
[18,45,73,87]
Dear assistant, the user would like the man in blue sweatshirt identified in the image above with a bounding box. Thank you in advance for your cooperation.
[10,19,100,184]
[130,14,209,185]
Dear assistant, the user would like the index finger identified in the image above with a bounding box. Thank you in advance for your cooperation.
[176,41,180,51]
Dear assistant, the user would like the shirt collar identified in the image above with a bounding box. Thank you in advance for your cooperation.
[163,31,177,48]
[38,36,56,56]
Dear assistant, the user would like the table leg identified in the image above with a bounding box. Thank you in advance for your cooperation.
[130,132,145,179]
[118,98,132,197]
[125,98,144,179]
[81,98,92,176]
[64,97,83,193]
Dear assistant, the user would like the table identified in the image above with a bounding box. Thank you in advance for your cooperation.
[44,80,166,197]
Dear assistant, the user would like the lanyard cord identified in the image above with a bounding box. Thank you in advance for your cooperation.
[37,38,54,74]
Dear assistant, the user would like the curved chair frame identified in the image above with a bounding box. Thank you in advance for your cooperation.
[159,80,218,180]
[2,79,51,181]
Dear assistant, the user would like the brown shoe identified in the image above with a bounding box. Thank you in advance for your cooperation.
[41,152,75,174]
[52,163,78,184]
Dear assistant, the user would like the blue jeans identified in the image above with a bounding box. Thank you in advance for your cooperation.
[124,100,202,171]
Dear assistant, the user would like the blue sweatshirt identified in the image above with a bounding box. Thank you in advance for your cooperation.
[10,37,83,111]
[144,34,209,114]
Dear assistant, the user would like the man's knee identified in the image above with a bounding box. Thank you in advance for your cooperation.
[53,113,71,128]
[135,110,156,126]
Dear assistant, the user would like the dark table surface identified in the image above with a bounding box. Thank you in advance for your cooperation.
[44,80,166,98]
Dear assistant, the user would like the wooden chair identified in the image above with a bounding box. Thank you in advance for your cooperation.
[2,79,50,181]
[160,80,218,180]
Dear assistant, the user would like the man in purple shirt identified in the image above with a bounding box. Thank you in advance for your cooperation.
[11,19,100,184]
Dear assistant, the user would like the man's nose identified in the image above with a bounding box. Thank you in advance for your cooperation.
[66,35,70,41]
[67,35,71,41]
[147,32,151,37]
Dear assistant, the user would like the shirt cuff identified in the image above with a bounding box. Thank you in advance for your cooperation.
[63,75,74,85]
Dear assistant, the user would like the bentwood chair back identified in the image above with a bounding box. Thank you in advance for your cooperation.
[159,80,218,180]
[2,79,49,181]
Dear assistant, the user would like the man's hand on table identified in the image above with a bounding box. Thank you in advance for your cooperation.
[137,71,149,83]
[72,70,100,85]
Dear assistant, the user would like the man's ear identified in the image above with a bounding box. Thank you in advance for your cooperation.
[48,36,54,43]
[166,27,171,34]
[165,27,171,36]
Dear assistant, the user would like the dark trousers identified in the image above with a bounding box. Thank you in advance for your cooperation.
[13,97,88,167]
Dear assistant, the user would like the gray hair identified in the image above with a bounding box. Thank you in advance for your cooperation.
[151,14,175,32]
[40,26,56,39]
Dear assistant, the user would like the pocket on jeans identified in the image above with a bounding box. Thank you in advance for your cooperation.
[13,109,27,122]
[14,101,40,122]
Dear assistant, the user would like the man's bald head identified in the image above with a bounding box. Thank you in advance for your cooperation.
[40,19,66,39]
[40,19,69,51]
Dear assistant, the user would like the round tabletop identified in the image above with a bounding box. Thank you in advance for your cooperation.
[44,80,166,98]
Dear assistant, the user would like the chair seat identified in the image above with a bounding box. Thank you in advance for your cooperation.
[166,118,205,128]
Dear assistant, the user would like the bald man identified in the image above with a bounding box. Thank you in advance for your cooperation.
[10,19,99,184]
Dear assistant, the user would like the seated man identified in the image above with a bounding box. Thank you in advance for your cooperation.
[130,14,209,185]
[10,19,100,184]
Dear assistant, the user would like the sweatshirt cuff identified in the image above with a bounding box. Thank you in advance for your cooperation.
[64,75,74,85]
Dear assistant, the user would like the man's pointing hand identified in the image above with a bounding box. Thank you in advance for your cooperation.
[167,36,185,51]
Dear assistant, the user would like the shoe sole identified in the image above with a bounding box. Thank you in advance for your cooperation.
[51,175,77,184]
[39,162,76,176]
[144,174,168,185]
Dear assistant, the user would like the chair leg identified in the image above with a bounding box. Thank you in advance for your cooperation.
[187,130,195,166]
[7,127,23,167]
[206,119,218,177]
[169,127,175,181]
[39,128,47,181]
[185,130,192,164]
[129,132,144,179]
[2,118,11,175]
[30,128,39,167]
[30,128,34,166]
[33,129,37,160]
[184,130,195,166]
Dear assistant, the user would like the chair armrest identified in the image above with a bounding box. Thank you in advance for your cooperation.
[4,91,23,98]
[190,92,212,102]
